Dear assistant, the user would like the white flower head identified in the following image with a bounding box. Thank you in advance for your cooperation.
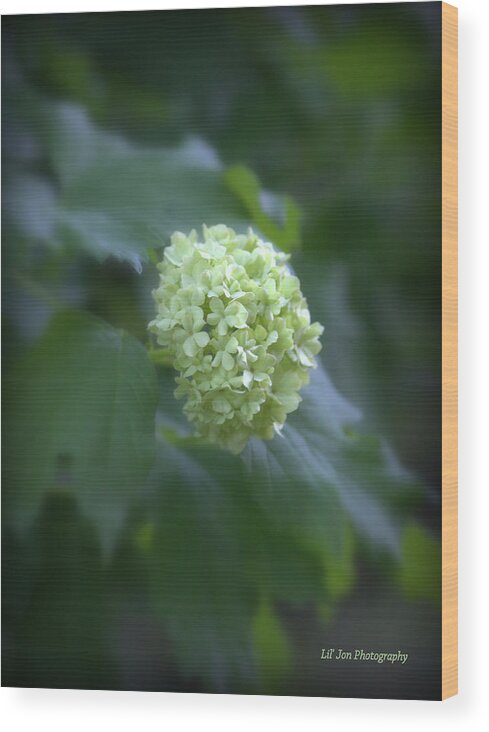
[149,225,323,453]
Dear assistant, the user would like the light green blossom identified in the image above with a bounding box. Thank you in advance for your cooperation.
[149,225,323,454]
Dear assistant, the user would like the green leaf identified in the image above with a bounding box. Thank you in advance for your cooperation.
[49,106,243,272]
[3,310,158,552]
[398,523,441,604]
[322,525,355,600]
[146,441,257,692]
[6,95,301,272]
[242,364,421,558]
[2,490,114,689]
[145,418,328,690]
[141,309,426,691]
[253,597,292,692]
[3,173,58,244]
[302,524,356,601]
[156,359,420,562]
[225,164,301,252]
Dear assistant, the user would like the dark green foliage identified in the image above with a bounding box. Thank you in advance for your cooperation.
[4,311,159,551]
[2,4,441,696]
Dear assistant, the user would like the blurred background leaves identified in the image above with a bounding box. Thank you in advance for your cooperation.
[4,310,158,551]
[2,3,441,698]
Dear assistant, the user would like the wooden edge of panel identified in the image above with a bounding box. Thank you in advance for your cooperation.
[441,1,458,701]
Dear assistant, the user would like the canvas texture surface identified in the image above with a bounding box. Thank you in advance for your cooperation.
[2,1,450,700]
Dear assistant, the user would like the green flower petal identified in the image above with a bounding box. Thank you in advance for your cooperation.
[194,331,210,348]
[149,225,323,453]
[221,351,235,371]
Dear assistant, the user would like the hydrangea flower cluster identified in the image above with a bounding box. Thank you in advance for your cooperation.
[149,225,323,453]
